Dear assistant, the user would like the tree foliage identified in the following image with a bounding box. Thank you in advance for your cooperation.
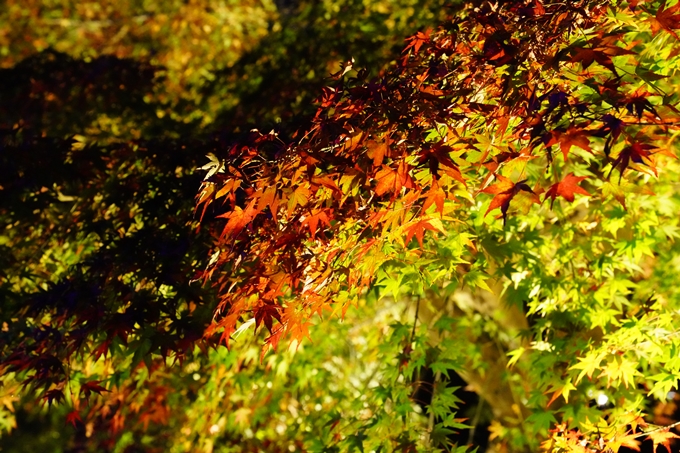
[3,0,680,452]
[195,0,680,451]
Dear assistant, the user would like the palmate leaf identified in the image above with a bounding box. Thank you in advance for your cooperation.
[609,142,657,180]
[548,127,592,161]
[402,216,447,248]
[544,173,590,209]
[648,429,680,453]
[482,175,539,224]
[652,1,680,39]
[216,199,260,239]
[606,433,640,453]
[373,161,415,197]
[65,410,82,428]
[80,380,109,400]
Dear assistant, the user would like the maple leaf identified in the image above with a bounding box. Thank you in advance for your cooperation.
[652,1,680,40]
[402,216,446,248]
[547,381,576,407]
[599,356,641,388]
[595,114,625,156]
[65,410,82,427]
[262,325,285,360]
[92,338,112,361]
[648,429,680,453]
[374,166,398,196]
[366,139,390,167]
[609,142,657,180]
[256,186,278,215]
[482,175,538,225]
[42,389,64,406]
[570,47,621,74]
[549,128,592,160]
[635,64,668,83]
[373,161,415,196]
[403,29,431,54]
[569,37,635,75]
[287,185,312,213]
[570,352,605,383]
[254,302,282,333]
[217,199,259,239]
[606,433,640,453]
[422,185,446,214]
[544,173,590,208]
[570,47,598,69]
[81,380,109,400]
[301,209,331,238]
[417,143,466,185]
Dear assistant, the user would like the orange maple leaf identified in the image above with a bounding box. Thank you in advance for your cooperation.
[374,166,398,196]
[482,175,538,224]
[404,29,431,54]
[301,209,332,238]
[652,1,680,40]
[366,139,389,167]
[217,199,259,239]
[544,173,590,208]
[403,217,446,248]
[422,185,446,214]
[606,433,640,453]
[373,161,415,196]
[648,429,680,453]
[549,127,592,161]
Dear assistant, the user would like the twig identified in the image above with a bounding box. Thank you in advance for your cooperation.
[411,296,421,343]
[633,419,680,439]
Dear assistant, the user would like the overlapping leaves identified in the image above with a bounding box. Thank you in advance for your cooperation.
[198,0,680,353]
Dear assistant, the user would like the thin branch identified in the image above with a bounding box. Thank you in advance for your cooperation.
[411,296,421,343]
[633,419,680,439]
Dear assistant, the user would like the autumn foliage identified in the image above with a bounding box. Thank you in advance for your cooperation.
[3,0,680,451]
[194,0,680,451]
[198,0,678,350]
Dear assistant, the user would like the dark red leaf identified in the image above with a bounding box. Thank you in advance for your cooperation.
[65,410,82,427]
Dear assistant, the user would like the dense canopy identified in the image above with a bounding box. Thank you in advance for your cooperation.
[2,1,680,452]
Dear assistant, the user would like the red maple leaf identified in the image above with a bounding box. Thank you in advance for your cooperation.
[595,114,625,156]
[254,302,282,333]
[569,37,635,74]
[65,410,82,427]
[544,174,590,208]
[42,389,64,406]
[624,89,659,119]
[482,175,538,224]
